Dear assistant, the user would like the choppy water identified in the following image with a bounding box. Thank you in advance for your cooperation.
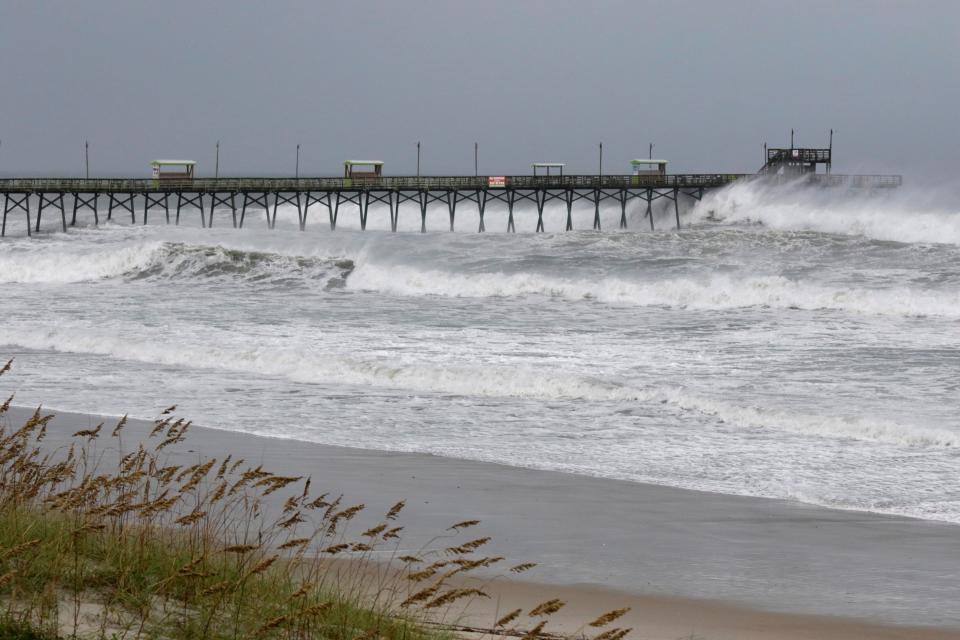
[1,180,959,523]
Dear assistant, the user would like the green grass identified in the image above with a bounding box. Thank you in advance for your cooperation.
[0,618,58,640]
[0,358,622,640]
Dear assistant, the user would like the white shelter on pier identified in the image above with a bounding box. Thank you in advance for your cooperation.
[630,159,668,176]
[150,160,196,182]
[531,162,566,176]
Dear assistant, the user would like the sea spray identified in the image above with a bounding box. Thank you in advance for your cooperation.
[690,179,960,245]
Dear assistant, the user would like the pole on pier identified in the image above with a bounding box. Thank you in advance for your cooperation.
[296,144,300,179]
[790,129,794,148]
[474,142,478,177]
[649,142,653,159]
[215,141,220,179]
[85,141,89,179]
[764,142,767,169]
[599,143,603,179]
[417,142,421,178]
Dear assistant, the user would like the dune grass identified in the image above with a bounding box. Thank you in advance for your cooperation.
[0,359,632,640]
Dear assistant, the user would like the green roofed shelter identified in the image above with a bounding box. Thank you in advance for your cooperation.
[150,160,196,181]
[344,160,384,178]
[630,159,668,176]
[531,162,565,176]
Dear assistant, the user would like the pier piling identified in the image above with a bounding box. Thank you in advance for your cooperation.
[71,192,99,226]
[0,171,902,237]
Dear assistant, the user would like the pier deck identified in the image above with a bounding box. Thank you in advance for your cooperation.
[0,173,902,236]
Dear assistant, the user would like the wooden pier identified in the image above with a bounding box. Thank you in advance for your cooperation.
[0,172,902,237]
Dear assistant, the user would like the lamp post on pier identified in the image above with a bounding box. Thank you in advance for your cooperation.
[417,141,421,177]
[474,142,478,177]
[599,142,603,178]
[295,144,300,179]
[215,141,220,179]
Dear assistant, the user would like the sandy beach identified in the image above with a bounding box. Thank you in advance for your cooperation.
[8,404,959,639]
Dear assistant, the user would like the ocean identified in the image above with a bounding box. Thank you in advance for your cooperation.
[1,180,958,524]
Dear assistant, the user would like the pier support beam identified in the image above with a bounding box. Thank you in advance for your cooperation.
[176,192,206,228]
[536,190,546,233]
[390,192,399,232]
[36,193,67,233]
[303,192,333,231]
[108,193,137,224]
[419,191,428,233]
[447,191,457,232]
[593,189,601,231]
[210,192,237,228]
[273,192,302,230]
[477,190,486,233]
[143,193,169,225]
[332,191,362,232]
[416,191,449,233]
[361,191,392,231]
[394,191,421,233]
[2,193,31,237]
[240,192,270,229]
[674,188,681,230]
[1,178,749,239]
[619,190,628,230]
[646,189,654,231]
[71,193,99,226]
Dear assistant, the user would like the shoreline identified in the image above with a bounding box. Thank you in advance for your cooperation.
[5,404,960,636]
[11,399,952,528]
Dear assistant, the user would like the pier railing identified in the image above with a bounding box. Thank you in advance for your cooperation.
[0,173,900,193]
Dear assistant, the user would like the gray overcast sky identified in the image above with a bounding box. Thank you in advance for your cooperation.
[1,0,958,180]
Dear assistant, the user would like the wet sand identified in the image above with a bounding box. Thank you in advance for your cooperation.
[7,404,960,637]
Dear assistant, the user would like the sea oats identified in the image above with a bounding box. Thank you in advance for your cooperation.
[588,608,631,628]
[528,599,565,617]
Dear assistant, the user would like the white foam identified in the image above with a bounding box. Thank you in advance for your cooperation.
[0,240,167,283]
[347,263,960,317]
[0,238,350,286]
[3,324,956,449]
[690,180,960,245]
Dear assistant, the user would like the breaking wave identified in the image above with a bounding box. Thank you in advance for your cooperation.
[690,180,960,245]
[3,324,957,449]
[347,263,960,317]
[0,240,354,288]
